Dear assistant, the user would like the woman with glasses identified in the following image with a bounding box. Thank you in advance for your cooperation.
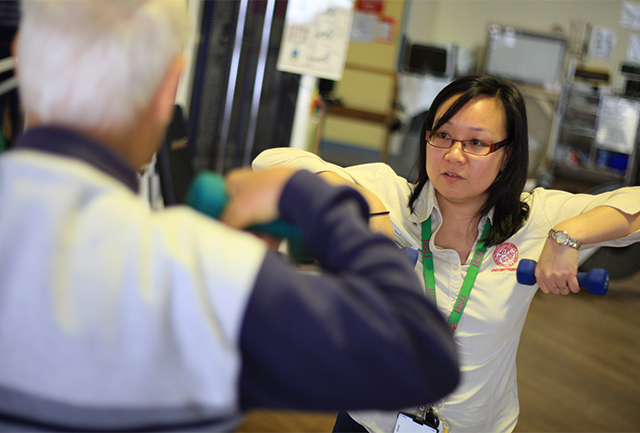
[252,75,640,432]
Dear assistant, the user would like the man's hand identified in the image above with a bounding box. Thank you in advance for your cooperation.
[220,167,296,231]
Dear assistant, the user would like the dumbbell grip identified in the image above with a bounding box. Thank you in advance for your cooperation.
[185,171,300,240]
[516,258,608,296]
[186,171,424,267]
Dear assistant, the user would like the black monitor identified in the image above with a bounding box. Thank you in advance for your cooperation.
[402,41,456,78]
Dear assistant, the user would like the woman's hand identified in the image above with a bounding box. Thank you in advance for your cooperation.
[536,205,640,295]
[368,212,394,239]
[318,171,395,239]
[535,236,580,295]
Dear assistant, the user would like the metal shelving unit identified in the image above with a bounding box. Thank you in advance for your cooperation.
[546,82,640,187]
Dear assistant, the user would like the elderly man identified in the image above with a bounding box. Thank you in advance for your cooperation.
[0,1,459,431]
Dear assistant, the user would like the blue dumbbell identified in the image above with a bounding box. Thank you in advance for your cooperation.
[516,258,609,296]
[185,171,304,257]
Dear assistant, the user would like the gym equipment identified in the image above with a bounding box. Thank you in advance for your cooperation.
[516,258,609,296]
[186,171,421,267]
[185,171,303,255]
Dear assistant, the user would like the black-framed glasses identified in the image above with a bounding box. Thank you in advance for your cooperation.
[426,131,509,156]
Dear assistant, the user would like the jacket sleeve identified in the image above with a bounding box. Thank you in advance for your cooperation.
[239,170,459,412]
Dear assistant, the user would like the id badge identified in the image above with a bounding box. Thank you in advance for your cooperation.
[394,412,437,433]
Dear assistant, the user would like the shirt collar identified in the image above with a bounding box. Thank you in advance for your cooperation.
[12,126,139,192]
[408,180,494,231]
[409,181,441,224]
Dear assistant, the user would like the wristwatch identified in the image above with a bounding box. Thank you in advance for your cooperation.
[548,228,582,250]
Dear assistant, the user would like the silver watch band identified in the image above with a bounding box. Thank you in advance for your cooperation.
[548,228,581,250]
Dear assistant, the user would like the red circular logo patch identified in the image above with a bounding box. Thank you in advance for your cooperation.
[493,242,519,267]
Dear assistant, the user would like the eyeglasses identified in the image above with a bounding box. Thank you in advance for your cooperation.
[426,131,509,156]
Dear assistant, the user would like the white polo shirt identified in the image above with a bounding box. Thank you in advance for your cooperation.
[253,148,640,433]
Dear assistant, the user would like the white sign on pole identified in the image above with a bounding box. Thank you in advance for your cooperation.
[277,0,354,81]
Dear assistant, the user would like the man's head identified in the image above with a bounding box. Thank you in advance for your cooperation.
[16,0,191,167]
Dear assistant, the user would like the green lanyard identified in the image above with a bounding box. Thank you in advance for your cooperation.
[421,217,491,332]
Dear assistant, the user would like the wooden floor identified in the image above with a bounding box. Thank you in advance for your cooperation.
[236,269,640,433]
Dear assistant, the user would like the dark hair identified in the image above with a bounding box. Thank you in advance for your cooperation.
[408,75,530,247]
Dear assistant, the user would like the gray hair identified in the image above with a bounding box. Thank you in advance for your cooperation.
[17,0,191,132]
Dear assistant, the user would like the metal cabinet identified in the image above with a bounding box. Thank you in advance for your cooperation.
[546,82,640,187]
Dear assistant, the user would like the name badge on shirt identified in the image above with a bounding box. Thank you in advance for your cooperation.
[394,409,450,433]
[394,412,437,433]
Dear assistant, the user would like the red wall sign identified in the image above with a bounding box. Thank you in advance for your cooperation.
[355,0,384,15]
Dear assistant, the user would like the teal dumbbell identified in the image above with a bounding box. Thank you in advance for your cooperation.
[516,258,609,296]
[185,171,304,257]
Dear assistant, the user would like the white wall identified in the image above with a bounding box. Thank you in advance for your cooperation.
[405,0,631,90]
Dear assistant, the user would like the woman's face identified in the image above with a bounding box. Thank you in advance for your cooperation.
[426,94,510,210]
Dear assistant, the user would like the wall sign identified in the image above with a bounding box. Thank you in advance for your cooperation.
[355,0,384,14]
[277,0,354,80]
